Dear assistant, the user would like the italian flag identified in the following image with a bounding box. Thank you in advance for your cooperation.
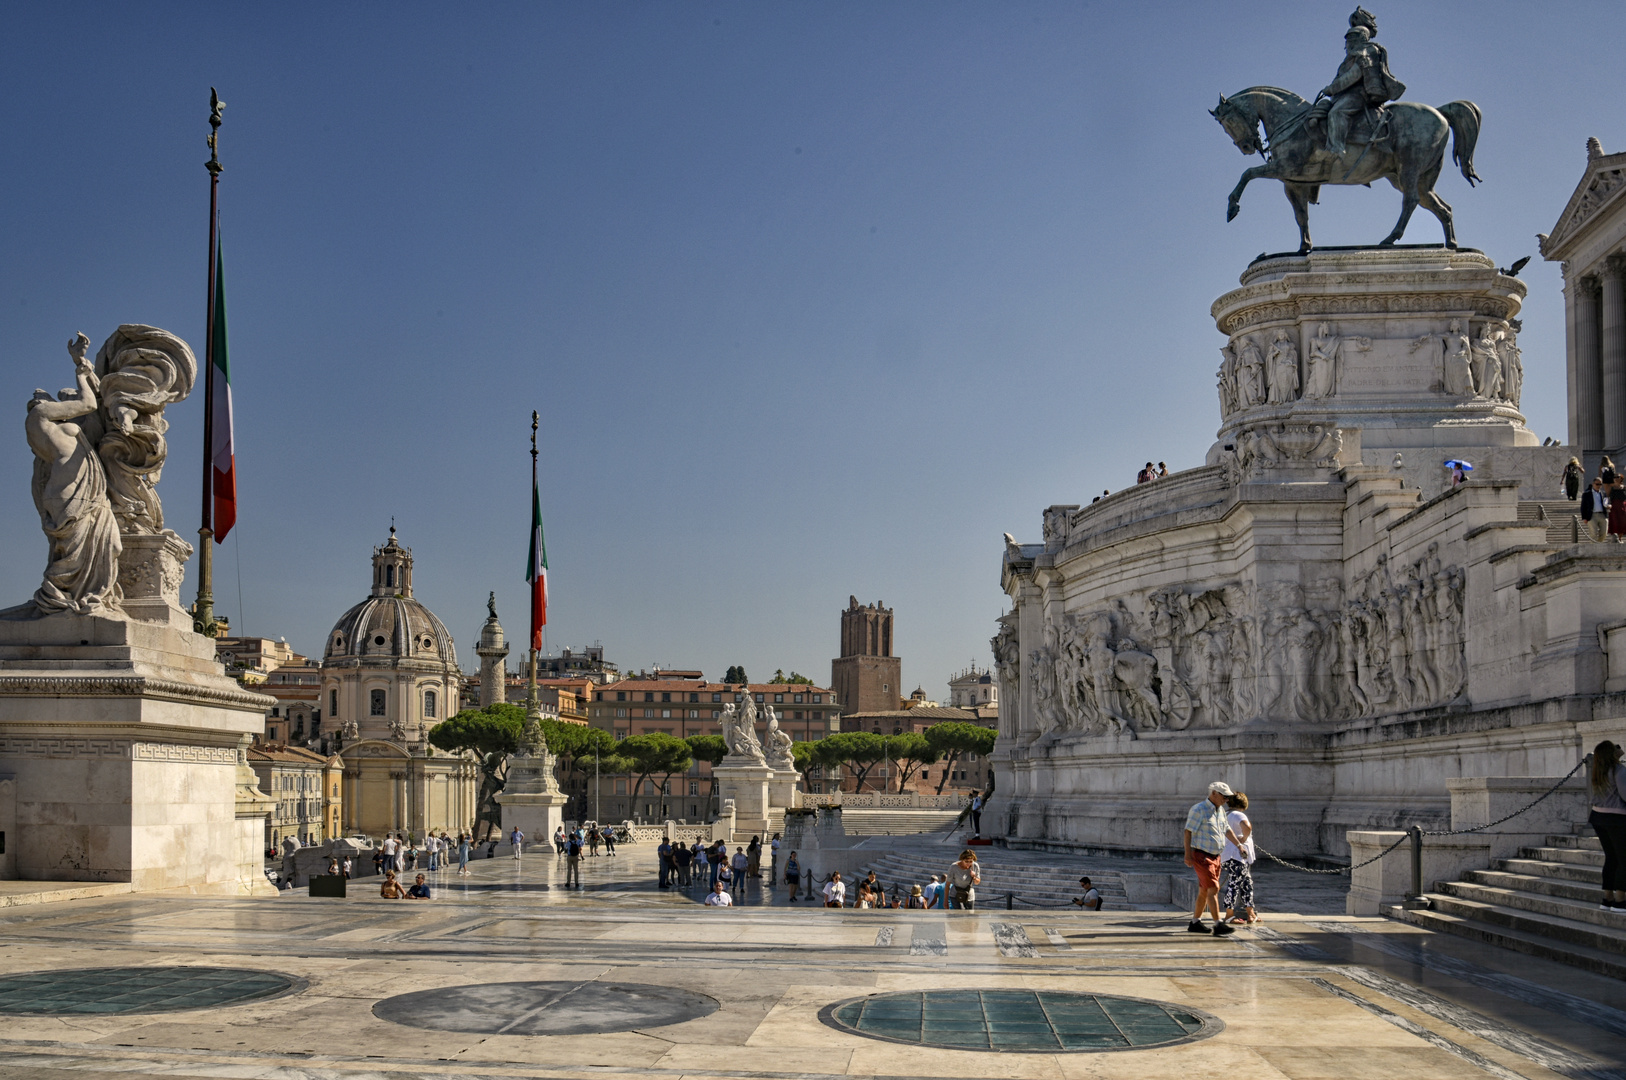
[210,235,237,541]
[526,474,547,650]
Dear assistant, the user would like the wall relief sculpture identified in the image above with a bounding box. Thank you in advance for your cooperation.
[1022,547,1465,740]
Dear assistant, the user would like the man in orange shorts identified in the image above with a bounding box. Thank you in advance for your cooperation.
[1183,781,1237,936]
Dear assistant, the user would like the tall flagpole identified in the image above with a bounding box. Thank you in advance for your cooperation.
[195,88,225,637]
[527,410,540,712]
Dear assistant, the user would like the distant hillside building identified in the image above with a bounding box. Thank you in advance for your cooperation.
[831,597,901,715]
[947,663,998,711]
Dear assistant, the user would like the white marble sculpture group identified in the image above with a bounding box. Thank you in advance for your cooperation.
[6,326,195,619]
[719,694,795,771]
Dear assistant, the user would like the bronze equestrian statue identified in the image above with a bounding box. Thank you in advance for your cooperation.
[1212,7,1481,253]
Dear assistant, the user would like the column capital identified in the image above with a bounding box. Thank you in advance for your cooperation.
[1581,274,1604,298]
[1606,254,1626,281]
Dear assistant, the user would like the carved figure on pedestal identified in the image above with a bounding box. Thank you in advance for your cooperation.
[1430,319,1477,397]
[6,335,123,618]
[93,326,197,534]
[1217,344,1240,417]
[1265,329,1301,404]
[1304,322,1371,400]
[1496,330,1523,406]
[1237,337,1267,408]
[1472,324,1504,401]
[764,705,794,769]
[720,699,766,763]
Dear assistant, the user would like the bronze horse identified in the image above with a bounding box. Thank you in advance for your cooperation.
[1212,86,1480,252]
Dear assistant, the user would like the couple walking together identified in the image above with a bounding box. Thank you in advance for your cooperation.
[1183,780,1257,934]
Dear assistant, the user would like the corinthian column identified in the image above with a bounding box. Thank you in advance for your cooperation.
[1578,276,1604,452]
[1605,258,1626,450]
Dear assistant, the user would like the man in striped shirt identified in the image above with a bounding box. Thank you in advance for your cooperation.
[1184,781,1237,936]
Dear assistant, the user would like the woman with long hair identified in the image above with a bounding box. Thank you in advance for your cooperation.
[1591,741,1626,909]
[1221,792,1258,925]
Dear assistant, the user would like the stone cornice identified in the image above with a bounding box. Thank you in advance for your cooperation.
[0,674,275,711]
[1542,150,1626,261]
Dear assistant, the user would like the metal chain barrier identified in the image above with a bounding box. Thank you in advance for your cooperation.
[1254,756,1589,875]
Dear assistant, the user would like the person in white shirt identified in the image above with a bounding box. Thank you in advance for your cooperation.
[1220,792,1257,925]
[381,835,398,873]
[704,881,733,907]
[823,872,846,908]
[1072,876,1103,910]
[510,826,524,862]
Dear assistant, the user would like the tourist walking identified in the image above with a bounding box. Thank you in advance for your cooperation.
[1603,456,1619,487]
[705,880,733,907]
[673,839,693,886]
[946,850,980,912]
[554,826,567,855]
[905,884,927,908]
[731,846,749,891]
[427,835,439,872]
[1609,478,1626,541]
[381,834,397,873]
[968,790,983,836]
[340,856,352,879]
[510,826,524,862]
[657,838,673,889]
[716,858,733,898]
[602,824,617,856]
[770,833,781,873]
[924,874,944,909]
[1072,877,1102,910]
[784,851,800,901]
[747,836,761,877]
[457,833,470,875]
[587,826,600,857]
[1590,740,1626,910]
[1221,792,1258,924]
[372,846,385,876]
[707,841,724,887]
[1583,478,1609,542]
[1563,456,1584,500]
[564,831,582,887]
[1183,781,1237,936]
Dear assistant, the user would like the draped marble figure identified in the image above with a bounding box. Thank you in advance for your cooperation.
[719,696,766,763]
[5,326,195,619]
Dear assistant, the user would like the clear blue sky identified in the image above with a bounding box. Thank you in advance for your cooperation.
[0,2,1615,697]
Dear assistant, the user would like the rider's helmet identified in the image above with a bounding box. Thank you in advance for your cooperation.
[1348,6,1378,37]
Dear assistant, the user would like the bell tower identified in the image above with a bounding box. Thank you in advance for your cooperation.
[831,596,902,716]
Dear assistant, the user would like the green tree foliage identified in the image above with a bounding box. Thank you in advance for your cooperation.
[616,732,694,806]
[888,732,940,788]
[815,731,890,790]
[924,721,998,794]
[769,669,815,685]
[722,665,748,685]
[543,720,618,820]
[428,704,526,838]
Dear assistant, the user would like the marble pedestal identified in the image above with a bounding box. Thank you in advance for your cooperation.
[766,764,800,811]
[496,751,569,842]
[712,761,774,836]
[0,597,277,893]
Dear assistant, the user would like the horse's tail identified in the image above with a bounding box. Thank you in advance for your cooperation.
[1438,101,1482,187]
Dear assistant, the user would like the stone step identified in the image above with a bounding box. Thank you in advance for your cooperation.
[1545,834,1603,851]
[1394,902,1626,981]
[1523,845,1604,867]
[1427,887,1626,956]
[1497,857,1602,885]
[1462,868,1603,904]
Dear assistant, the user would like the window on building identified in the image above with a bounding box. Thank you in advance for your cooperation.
[369,689,385,716]
[644,692,654,702]
[773,694,782,703]
[688,709,698,719]
[688,692,698,703]
[755,694,764,703]
[661,692,671,702]
[424,690,437,718]
[330,689,338,716]
[688,781,699,796]
[617,691,626,701]
[616,708,627,718]
[614,729,626,739]
[793,694,803,704]
[386,565,395,587]
[661,709,671,718]
[271,707,280,717]
[711,709,719,719]
[614,779,626,795]
[712,693,721,703]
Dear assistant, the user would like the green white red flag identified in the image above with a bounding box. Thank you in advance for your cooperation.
[526,470,547,650]
[209,235,236,540]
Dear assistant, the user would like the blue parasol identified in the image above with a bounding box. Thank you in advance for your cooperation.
[1443,459,1474,471]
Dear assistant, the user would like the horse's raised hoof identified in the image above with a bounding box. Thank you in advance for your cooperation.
[1226,200,1240,223]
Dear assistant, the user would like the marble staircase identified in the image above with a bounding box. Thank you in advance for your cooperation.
[840,809,963,835]
[1516,498,1594,544]
[1396,831,1626,979]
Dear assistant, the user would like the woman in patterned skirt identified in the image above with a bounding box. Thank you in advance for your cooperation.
[1221,792,1257,925]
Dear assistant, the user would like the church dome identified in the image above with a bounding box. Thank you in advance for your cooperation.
[322,528,459,670]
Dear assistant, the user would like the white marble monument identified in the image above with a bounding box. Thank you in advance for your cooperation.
[0,327,275,892]
[995,245,1615,864]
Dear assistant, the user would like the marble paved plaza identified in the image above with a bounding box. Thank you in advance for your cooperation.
[1,844,1623,1080]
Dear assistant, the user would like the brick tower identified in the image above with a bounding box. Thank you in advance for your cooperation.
[831,597,902,716]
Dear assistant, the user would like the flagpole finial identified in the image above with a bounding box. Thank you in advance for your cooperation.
[206,88,225,177]
[531,410,538,461]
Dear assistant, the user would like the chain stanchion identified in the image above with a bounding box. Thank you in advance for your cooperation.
[1253,756,1588,876]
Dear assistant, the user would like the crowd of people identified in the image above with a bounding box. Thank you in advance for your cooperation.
[370,830,474,878]
[1564,456,1626,542]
